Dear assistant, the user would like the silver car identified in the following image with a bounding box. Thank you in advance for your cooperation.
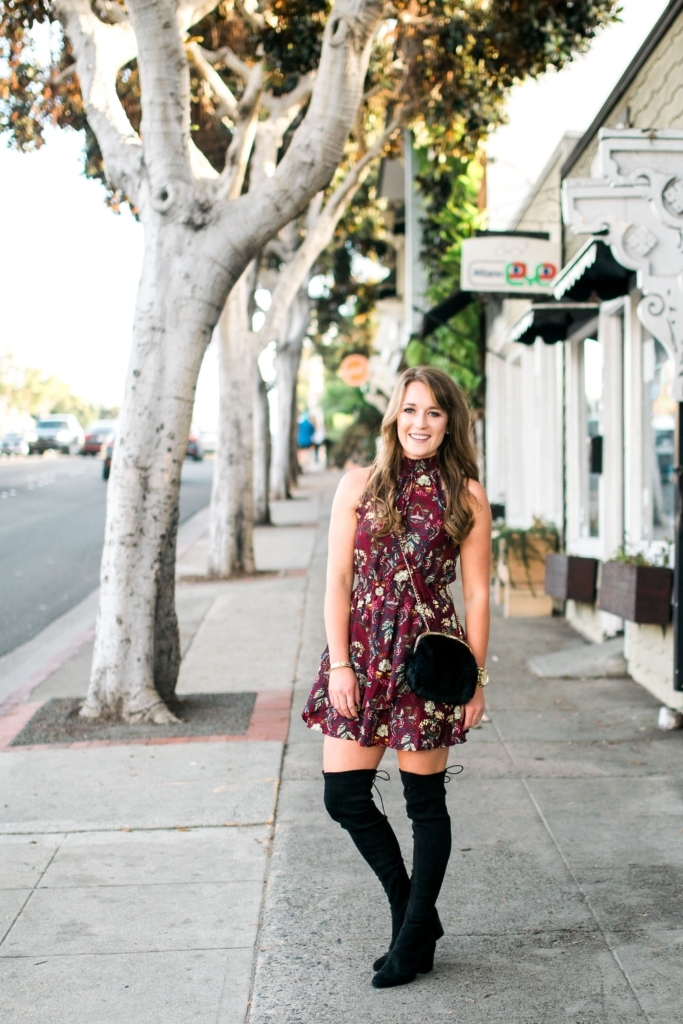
[1,428,37,456]
[30,415,85,455]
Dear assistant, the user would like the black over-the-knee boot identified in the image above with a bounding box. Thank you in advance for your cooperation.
[372,769,452,989]
[323,770,410,955]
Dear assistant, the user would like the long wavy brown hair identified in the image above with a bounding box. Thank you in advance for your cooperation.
[365,366,480,544]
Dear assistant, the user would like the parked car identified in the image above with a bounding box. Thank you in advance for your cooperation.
[29,415,85,455]
[101,430,116,480]
[199,430,217,455]
[83,419,118,455]
[104,428,203,478]
[1,427,37,456]
[186,431,204,461]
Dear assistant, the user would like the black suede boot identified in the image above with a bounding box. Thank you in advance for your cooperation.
[372,769,452,989]
[372,909,444,972]
[323,770,410,956]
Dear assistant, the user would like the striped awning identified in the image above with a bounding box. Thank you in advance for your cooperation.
[553,239,631,302]
[508,302,599,346]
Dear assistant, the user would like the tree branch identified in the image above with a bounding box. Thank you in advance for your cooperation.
[218,61,263,199]
[177,0,225,33]
[50,63,78,86]
[235,0,265,32]
[189,140,220,179]
[187,42,239,124]
[93,0,128,24]
[247,73,315,194]
[259,112,402,346]
[261,71,315,118]
[55,0,142,202]
[213,0,386,263]
[126,0,193,203]
[201,45,252,82]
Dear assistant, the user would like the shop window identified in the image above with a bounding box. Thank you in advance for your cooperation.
[584,337,603,538]
[644,337,675,542]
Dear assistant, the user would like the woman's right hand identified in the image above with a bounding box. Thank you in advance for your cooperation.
[328,667,361,719]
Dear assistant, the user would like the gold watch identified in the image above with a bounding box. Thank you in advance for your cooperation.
[477,667,489,687]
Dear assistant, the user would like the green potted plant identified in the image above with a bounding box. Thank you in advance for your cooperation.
[493,520,559,616]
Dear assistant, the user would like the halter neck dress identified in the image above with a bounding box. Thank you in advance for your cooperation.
[302,455,467,750]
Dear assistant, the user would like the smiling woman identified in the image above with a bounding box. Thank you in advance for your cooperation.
[302,365,492,988]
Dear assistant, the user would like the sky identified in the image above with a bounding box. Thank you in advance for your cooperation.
[0,0,673,425]
[486,0,671,228]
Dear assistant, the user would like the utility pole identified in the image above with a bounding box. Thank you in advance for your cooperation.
[674,402,683,691]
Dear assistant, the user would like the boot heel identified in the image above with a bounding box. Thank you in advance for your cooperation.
[417,944,435,974]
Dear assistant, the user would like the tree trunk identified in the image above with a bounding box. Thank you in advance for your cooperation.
[82,226,221,722]
[253,366,272,525]
[271,289,310,500]
[288,375,301,493]
[71,0,386,720]
[207,271,257,577]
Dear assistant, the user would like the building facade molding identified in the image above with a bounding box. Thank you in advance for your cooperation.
[562,128,683,398]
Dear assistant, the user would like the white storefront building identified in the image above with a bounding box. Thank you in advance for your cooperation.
[484,0,683,709]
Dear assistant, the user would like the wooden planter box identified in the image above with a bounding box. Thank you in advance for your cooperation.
[504,587,553,618]
[598,561,673,625]
[495,534,557,617]
[498,535,556,592]
[544,553,598,604]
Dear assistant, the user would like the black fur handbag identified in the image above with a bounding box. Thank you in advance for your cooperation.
[397,532,479,706]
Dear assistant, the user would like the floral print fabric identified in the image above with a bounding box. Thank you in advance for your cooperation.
[302,455,467,750]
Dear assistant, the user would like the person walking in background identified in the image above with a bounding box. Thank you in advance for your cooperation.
[312,417,327,464]
[303,366,492,988]
[297,412,315,470]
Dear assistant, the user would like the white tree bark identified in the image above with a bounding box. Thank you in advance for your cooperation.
[271,289,311,500]
[86,223,225,721]
[57,0,385,720]
[207,267,258,576]
[203,83,311,574]
[253,366,272,526]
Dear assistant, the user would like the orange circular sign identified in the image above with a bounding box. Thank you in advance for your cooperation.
[339,353,370,387]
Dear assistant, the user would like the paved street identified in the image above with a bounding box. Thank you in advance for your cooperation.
[0,469,682,1023]
[0,455,213,657]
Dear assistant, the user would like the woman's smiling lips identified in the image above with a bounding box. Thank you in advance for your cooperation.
[409,433,431,442]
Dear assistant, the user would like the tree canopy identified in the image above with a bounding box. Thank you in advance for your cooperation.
[2,1,620,183]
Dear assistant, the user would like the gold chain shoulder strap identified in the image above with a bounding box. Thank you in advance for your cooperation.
[396,531,463,635]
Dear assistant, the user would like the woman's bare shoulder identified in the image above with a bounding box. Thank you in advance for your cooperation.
[335,465,373,508]
[466,479,491,516]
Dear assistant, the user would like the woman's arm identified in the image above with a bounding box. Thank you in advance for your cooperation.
[324,467,371,720]
[458,479,492,729]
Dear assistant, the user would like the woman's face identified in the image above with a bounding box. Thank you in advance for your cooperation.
[396,381,448,459]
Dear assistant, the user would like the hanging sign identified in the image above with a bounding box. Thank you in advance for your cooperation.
[339,353,371,387]
[461,236,561,295]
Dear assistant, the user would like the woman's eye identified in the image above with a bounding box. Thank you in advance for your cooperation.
[403,406,415,414]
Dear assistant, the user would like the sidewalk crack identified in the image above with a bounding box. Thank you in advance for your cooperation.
[0,834,66,949]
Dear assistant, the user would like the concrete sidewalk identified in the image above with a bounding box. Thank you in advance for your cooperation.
[248,492,683,1024]
[2,467,683,1023]
[0,473,335,1023]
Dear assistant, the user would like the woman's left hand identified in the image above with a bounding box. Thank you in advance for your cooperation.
[462,685,486,731]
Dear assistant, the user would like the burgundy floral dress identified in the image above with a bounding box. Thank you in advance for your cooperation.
[302,455,467,750]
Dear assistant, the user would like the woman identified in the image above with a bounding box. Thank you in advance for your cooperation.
[302,365,491,988]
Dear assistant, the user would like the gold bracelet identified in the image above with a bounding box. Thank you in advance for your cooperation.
[329,661,352,671]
